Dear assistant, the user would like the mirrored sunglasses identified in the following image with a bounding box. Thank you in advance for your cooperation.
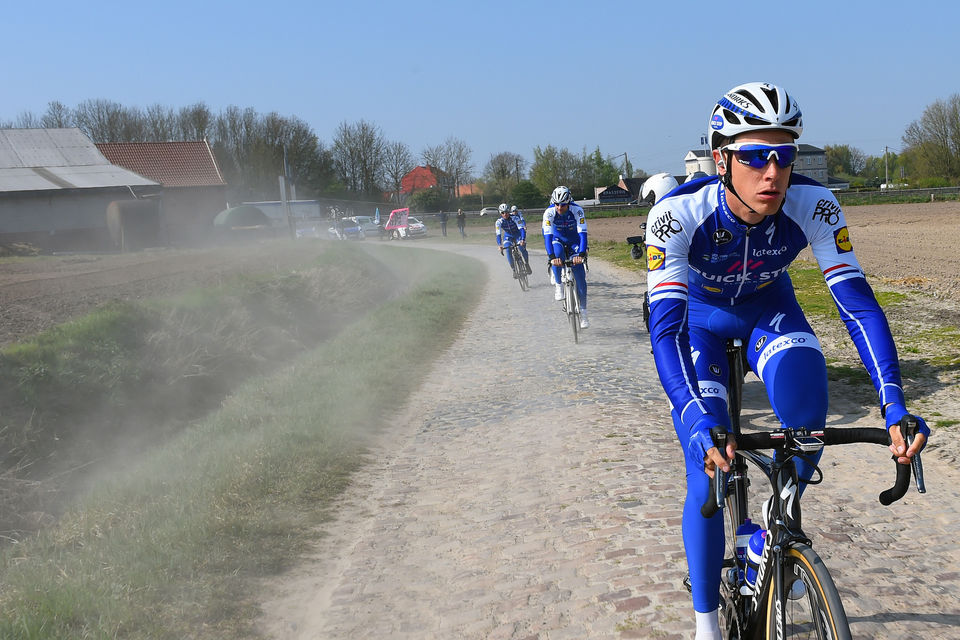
[722,143,798,169]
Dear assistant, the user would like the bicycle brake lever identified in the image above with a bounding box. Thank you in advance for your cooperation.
[901,416,926,494]
[711,426,728,509]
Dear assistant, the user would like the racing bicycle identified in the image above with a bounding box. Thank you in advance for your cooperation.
[700,339,927,639]
[559,257,584,343]
[509,244,530,292]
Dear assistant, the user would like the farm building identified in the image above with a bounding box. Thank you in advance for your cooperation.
[96,140,227,247]
[0,128,160,251]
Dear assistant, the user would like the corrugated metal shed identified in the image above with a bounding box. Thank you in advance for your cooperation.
[0,128,159,193]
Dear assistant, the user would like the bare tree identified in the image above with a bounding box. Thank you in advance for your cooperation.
[41,101,74,128]
[74,98,127,141]
[332,119,386,197]
[13,111,41,128]
[383,140,414,203]
[177,102,214,141]
[145,103,177,141]
[422,136,473,197]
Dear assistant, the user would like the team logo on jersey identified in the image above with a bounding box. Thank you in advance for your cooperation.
[754,335,767,352]
[709,364,722,376]
[813,198,841,225]
[703,284,722,292]
[647,245,666,271]
[579,217,585,224]
[834,226,852,253]
[651,211,683,241]
[713,229,733,245]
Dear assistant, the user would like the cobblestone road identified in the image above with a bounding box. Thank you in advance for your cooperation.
[260,241,960,639]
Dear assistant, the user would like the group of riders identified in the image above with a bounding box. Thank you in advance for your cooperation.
[495,185,591,328]
[494,81,930,640]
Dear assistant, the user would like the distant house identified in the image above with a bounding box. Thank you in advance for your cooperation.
[594,184,633,203]
[0,128,161,251]
[684,149,718,178]
[793,144,828,183]
[96,140,227,246]
[618,177,646,201]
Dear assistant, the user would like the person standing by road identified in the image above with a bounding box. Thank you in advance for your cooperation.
[438,210,448,237]
[542,186,589,328]
[456,208,466,237]
[645,81,929,640]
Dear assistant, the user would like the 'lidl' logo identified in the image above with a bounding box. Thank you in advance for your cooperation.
[647,245,666,271]
[834,226,852,253]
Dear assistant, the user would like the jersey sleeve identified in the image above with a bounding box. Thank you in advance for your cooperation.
[645,202,710,428]
[495,218,503,245]
[574,205,588,253]
[801,192,905,407]
[542,207,556,255]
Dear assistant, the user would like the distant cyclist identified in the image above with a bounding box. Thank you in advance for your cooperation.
[495,203,531,277]
[542,186,589,328]
[645,81,929,640]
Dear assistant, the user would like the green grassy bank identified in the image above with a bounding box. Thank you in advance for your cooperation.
[0,244,485,639]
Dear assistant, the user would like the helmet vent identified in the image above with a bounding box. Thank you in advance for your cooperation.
[723,108,742,125]
[761,86,780,111]
[735,89,760,108]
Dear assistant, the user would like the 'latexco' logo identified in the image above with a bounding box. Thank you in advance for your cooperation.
[812,199,841,225]
[650,211,683,241]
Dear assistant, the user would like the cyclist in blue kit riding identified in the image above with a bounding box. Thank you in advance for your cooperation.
[496,203,532,276]
[644,82,930,640]
[543,186,589,328]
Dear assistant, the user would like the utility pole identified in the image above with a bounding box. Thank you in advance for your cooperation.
[515,157,521,184]
[884,145,889,186]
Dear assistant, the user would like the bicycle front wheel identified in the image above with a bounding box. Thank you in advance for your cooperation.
[765,543,851,639]
[567,281,579,343]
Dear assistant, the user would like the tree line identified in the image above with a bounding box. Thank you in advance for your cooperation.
[7,93,958,209]
[826,93,960,189]
[2,99,648,211]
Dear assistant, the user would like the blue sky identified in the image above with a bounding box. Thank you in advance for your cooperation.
[3,0,958,178]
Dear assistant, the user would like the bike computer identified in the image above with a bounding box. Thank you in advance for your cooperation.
[793,435,824,453]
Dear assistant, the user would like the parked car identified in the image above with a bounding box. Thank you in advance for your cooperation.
[407,216,427,236]
[327,218,364,240]
[479,206,498,217]
[349,215,382,237]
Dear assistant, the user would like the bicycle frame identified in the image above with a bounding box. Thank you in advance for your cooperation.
[560,259,581,343]
[706,340,926,639]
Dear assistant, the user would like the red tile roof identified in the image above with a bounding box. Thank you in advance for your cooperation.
[96,141,226,188]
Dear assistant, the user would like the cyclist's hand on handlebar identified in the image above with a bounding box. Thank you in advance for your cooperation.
[499,246,504,255]
[572,255,584,265]
[518,239,525,246]
[885,403,930,463]
[689,415,735,478]
[550,257,562,266]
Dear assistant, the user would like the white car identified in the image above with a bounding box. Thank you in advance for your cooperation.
[479,207,499,217]
[407,216,427,236]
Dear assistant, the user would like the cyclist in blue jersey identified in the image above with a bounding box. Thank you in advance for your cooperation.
[645,82,929,640]
[495,203,531,277]
[543,186,589,328]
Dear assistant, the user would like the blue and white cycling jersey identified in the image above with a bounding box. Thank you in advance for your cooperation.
[645,174,904,432]
[510,211,527,239]
[541,203,588,256]
[495,215,522,246]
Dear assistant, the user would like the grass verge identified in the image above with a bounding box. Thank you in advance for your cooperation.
[0,247,485,639]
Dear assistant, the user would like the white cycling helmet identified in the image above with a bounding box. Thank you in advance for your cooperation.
[510,205,518,213]
[550,186,573,205]
[640,172,679,204]
[708,82,803,151]
[498,203,509,214]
